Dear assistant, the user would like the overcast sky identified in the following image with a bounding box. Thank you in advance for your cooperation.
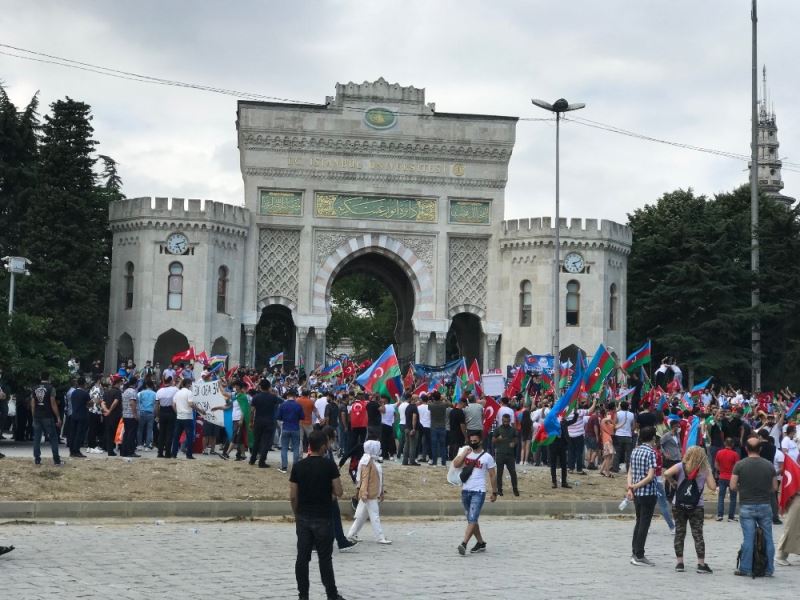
[2,1,797,224]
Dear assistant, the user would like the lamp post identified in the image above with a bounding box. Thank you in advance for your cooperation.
[2,256,32,317]
[531,98,585,391]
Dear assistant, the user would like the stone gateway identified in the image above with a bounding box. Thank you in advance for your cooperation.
[106,78,631,372]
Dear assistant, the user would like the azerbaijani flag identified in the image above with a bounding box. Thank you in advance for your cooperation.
[683,415,702,453]
[542,357,584,439]
[269,352,284,367]
[679,393,694,412]
[356,345,404,399]
[504,367,525,398]
[786,397,800,420]
[428,378,446,394]
[584,344,615,393]
[691,377,712,396]
[622,341,652,373]
[452,377,463,405]
[540,372,554,392]
[320,361,343,379]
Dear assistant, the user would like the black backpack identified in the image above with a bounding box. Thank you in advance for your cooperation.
[675,468,701,510]
[736,525,768,578]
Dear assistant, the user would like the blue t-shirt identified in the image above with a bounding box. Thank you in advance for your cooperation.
[137,389,157,414]
[277,399,304,432]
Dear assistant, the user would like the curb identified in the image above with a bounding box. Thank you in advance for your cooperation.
[0,500,622,520]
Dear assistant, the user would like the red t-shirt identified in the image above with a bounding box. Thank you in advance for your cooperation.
[716,448,740,480]
[350,400,368,429]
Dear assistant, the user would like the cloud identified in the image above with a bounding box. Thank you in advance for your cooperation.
[1,0,797,221]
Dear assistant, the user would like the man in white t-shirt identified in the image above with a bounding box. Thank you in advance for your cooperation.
[379,397,397,460]
[314,395,329,427]
[781,425,798,463]
[613,401,635,473]
[417,396,431,463]
[170,378,205,459]
[397,396,409,461]
[453,431,497,556]
[495,397,515,427]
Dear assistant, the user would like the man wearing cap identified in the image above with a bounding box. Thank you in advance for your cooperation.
[277,388,304,474]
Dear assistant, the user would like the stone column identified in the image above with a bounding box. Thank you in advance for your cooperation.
[486,334,500,371]
[434,331,447,366]
[314,329,326,368]
[243,325,256,368]
[296,327,309,371]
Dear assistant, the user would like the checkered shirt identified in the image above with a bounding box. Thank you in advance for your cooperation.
[629,443,657,496]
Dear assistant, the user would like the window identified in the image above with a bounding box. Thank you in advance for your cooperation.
[217,265,228,314]
[519,280,532,326]
[566,280,580,326]
[609,283,618,330]
[124,262,134,309]
[168,262,183,310]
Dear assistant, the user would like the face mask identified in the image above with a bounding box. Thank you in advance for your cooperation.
[469,441,481,450]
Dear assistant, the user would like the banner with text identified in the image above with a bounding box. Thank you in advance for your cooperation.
[192,379,227,427]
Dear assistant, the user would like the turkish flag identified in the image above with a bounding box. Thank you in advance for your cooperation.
[469,359,483,396]
[667,379,681,394]
[342,361,356,379]
[482,397,500,436]
[171,347,196,365]
[403,365,415,391]
[504,368,524,398]
[779,456,800,513]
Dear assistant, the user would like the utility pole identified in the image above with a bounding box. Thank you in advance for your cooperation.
[2,256,32,318]
[750,0,761,392]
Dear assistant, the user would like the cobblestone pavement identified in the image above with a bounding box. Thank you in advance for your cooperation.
[0,516,796,599]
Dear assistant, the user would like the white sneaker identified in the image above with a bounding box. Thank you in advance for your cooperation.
[776,557,790,566]
[377,538,393,545]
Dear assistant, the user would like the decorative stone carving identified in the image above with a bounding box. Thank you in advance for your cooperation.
[315,232,354,268]
[243,325,256,368]
[258,228,300,304]
[315,192,436,223]
[396,235,435,271]
[448,237,488,312]
[315,231,435,272]
[259,190,303,216]
[449,199,491,225]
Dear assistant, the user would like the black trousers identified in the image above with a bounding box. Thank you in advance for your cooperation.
[349,427,366,455]
[87,413,103,449]
[121,417,138,456]
[252,422,275,464]
[380,424,395,459]
[158,407,176,456]
[632,495,657,559]
[550,437,568,485]
[104,413,120,455]
[295,514,337,599]
[496,452,518,493]
[68,418,88,455]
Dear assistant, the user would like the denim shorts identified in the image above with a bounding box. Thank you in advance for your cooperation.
[461,490,486,524]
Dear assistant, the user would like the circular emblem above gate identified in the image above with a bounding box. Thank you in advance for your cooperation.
[364,107,397,130]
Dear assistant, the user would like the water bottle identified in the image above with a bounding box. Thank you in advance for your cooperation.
[618,497,630,511]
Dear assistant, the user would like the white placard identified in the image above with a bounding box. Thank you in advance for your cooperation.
[481,373,505,397]
[192,379,226,427]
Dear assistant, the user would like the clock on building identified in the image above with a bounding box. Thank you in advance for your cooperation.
[165,232,189,255]
[563,252,585,274]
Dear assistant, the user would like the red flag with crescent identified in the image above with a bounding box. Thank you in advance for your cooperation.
[779,456,800,513]
[482,397,500,436]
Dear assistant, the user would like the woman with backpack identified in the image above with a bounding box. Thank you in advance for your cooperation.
[664,445,717,573]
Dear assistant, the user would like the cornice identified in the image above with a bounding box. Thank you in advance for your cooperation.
[500,238,631,256]
[110,219,248,239]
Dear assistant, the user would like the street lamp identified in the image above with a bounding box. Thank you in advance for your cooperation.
[531,98,585,392]
[2,256,32,316]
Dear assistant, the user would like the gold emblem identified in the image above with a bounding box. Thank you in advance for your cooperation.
[452,163,465,177]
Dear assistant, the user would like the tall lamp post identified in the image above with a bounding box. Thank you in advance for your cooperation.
[2,256,32,317]
[531,98,585,391]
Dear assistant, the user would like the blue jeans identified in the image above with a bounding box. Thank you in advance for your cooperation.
[717,479,737,519]
[33,417,61,463]
[280,429,301,470]
[431,427,447,466]
[461,490,486,524]
[739,504,774,575]
[655,479,675,530]
[171,418,195,457]
[138,412,154,447]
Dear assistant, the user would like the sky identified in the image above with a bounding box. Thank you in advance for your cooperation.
[2,0,798,224]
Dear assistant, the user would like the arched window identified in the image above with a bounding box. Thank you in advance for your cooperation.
[519,280,532,326]
[124,262,134,309]
[609,283,618,330]
[168,262,183,310]
[566,280,580,326]
[217,265,228,314]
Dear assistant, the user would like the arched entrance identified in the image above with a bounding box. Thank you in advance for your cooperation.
[514,347,531,366]
[446,313,482,367]
[153,328,189,367]
[256,304,295,371]
[211,336,229,357]
[117,332,134,367]
[326,252,415,362]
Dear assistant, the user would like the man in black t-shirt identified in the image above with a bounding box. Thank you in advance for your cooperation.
[366,395,382,439]
[31,372,62,466]
[402,397,420,466]
[68,378,91,458]
[449,399,467,459]
[250,379,282,467]
[290,430,345,600]
[102,376,124,457]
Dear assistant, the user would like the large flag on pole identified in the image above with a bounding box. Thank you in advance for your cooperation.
[682,415,702,453]
[691,377,713,396]
[171,347,196,365]
[269,352,284,367]
[787,397,800,420]
[468,359,483,396]
[621,341,652,373]
[584,344,615,393]
[356,345,404,399]
[320,361,343,379]
[779,456,800,513]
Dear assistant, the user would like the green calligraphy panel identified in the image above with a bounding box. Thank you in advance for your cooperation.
[260,190,303,216]
[449,199,491,225]
[314,193,437,223]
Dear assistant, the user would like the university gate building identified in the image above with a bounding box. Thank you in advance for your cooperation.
[106,79,632,372]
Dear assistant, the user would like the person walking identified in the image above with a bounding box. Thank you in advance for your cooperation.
[730,436,777,577]
[277,388,304,474]
[31,372,62,466]
[493,413,519,496]
[289,429,347,600]
[454,431,498,555]
[664,446,716,573]
[627,426,658,566]
[250,379,282,468]
[346,434,392,544]
[715,437,740,522]
[599,407,616,478]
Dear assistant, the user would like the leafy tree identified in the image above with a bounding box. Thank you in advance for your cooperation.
[0,312,70,389]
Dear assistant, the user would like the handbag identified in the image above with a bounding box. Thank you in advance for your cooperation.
[459,451,486,483]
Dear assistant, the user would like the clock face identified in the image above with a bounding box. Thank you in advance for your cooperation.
[166,232,189,255]
[563,252,585,273]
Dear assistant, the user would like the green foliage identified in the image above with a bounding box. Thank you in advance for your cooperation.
[627,186,800,390]
[0,313,70,388]
[326,274,397,359]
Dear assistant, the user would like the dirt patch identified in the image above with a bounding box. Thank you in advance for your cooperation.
[0,457,629,502]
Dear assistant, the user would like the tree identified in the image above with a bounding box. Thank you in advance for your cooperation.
[0,313,70,390]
